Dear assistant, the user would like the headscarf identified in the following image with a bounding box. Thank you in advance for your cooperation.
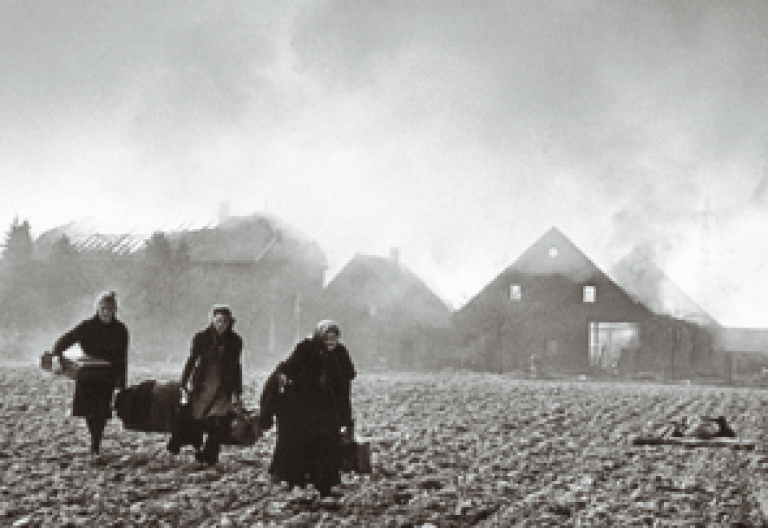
[313,319,340,342]
[210,304,235,329]
[94,290,117,311]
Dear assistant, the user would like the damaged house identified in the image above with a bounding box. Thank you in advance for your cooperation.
[611,248,720,377]
[35,213,327,366]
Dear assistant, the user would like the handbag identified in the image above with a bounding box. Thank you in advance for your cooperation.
[339,422,372,474]
[225,408,261,446]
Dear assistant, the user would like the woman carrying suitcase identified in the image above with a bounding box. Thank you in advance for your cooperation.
[259,320,356,496]
[180,304,243,465]
[51,291,129,456]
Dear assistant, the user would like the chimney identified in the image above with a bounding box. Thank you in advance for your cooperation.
[218,201,230,225]
[390,247,399,267]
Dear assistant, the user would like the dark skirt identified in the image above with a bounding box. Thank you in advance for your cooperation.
[269,394,342,490]
[73,380,114,419]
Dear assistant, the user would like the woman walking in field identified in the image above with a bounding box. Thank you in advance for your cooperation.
[179,304,243,465]
[259,320,356,497]
[51,291,129,456]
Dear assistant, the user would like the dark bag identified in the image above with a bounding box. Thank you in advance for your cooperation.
[41,351,54,371]
[116,381,182,433]
[223,408,261,446]
[339,423,372,474]
[168,402,204,452]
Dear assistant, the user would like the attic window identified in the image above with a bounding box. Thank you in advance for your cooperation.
[549,247,558,258]
[510,283,521,301]
[583,285,596,303]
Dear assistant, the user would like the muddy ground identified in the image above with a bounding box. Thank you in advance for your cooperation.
[1,363,767,526]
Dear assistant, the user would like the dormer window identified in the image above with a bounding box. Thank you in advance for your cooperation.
[510,283,521,301]
[583,285,596,303]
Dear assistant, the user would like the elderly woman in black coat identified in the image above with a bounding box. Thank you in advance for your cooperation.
[180,304,243,465]
[51,291,129,455]
[259,320,356,496]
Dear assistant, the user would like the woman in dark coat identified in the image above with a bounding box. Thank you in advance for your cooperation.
[52,291,129,455]
[180,304,243,465]
[259,320,356,496]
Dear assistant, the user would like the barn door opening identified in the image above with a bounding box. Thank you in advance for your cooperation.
[589,322,639,373]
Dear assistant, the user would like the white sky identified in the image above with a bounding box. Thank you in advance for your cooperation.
[1,1,767,326]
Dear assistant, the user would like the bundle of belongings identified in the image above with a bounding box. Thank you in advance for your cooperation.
[114,380,260,451]
[632,415,755,450]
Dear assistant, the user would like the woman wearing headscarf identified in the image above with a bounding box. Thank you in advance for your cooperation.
[259,320,356,496]
[51,291,129,455]
[180,304,243,465]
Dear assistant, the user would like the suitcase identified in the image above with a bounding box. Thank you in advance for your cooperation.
[340,429,372,474]
[41,350,113,381]
[60,355,114,382]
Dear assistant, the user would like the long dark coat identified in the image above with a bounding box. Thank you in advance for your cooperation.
[52,315,129,419]
[260,337,356,491]
[180,326,243,421]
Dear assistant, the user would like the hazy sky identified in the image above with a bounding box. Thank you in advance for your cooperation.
[2,1,767,326]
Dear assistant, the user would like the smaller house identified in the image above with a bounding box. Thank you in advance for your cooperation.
[714,327,768,380]
[611,248,720,375]
[318,250,453,370]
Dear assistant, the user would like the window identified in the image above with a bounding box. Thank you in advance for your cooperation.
[549,246,558,258]
[583,285,596,303]
[510,283,521,301]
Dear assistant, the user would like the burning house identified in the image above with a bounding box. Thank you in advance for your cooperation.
[317,250,454,370]
[611,249,720,377]
[454,227,655,373]
[34,214,327,366]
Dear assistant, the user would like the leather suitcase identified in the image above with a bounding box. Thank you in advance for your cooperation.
[340,434,372,474]
[354,440,372,474]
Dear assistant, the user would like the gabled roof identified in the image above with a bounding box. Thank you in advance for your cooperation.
[503,226,603,282]
[457,226,653,320]
[325,253,452,328]
[611,248,719,327]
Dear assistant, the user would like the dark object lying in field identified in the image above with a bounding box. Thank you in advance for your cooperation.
[632,415,753,449]
[660,415,737,440]
[631,436,756,450]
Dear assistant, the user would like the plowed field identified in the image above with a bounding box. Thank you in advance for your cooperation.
[2,364,767,526]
